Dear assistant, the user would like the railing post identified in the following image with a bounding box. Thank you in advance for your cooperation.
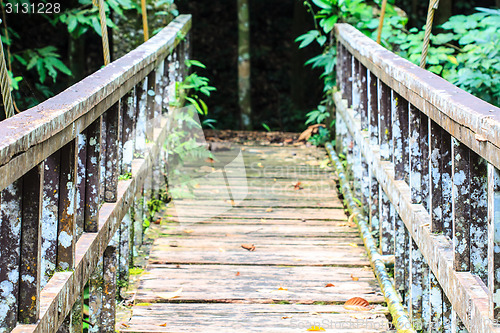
[19,164,44,323]
[470,151,487,284]
[85,118,102,232]
[0,181,23,330]
[104,103,120,202]
[121,89,136,175]
[488,164,500,320]
[57,140,77,270]
[41,151,61,288]
[452,138,470,272]
[136,79,148,154]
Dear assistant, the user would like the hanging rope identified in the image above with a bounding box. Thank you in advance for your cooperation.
[0,37,14,118]
[93,0,110,65]
[141,0,149,41]
[376,0,388,45]
[420,0,440,68]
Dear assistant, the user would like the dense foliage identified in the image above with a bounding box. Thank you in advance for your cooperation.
[297,0,500,138]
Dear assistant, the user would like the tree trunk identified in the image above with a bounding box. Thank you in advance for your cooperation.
[238,0,252,130]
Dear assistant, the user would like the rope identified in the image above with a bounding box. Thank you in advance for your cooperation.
[376,0,388,45]
[420,0,440,68]
[141,0,149,41]
[0,38,14,118]
[93,0,110,65]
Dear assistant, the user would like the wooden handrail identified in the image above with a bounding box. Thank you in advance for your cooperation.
[0,15,191,333]
[334,23,500,333]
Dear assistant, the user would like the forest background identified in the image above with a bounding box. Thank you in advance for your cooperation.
[0,0,498,133]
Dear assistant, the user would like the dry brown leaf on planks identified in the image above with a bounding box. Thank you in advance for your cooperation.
[350,274,359,281]
[235,271,240,276]
[343,297,373,311]
[156,287,183,300]
[292,181,303,190]
[241,244,256,251]
[325,283,335,287]
[159,323,168,327]
[183,229,194,234]
[277,287,288,291]
[154,217,162,225]
[120,323,130,328]
[265,207,273,212]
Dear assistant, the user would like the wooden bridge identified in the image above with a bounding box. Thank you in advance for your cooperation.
[1,14,500,333]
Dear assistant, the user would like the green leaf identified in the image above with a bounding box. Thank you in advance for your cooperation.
[262,123,271,132]
[27,56,38,70]
[312,0,333,10]
[322,15,338,33]
[186,59,206,68]
[91,16,102,36]
[49,58,73,76]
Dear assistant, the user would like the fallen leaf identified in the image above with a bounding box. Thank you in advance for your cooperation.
[273,178,277,182]
[183,229,194,234]
[265,208,273,212]
[325,283,335,287]
[154,217,162,225]
[120,323,130,328]
[292,181,303,190]
[307,326,326,331]
[309,311,319,315]
[218,247,226,252]
[343,297,373,311]
[235,272,240,276]
[351,274,359,281]
[156,287,183,300]
[277,287,288,291]
[226,199,235,205]
[475,134,487,142]
[282,316,292,319]
[194,183,201,188]
[349,243,358,248]
[159,323,167,327]
[241,244,256,251]
[206,157,215,163]
[257,162,264,168]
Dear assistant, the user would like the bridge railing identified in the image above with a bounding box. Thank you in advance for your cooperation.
[334,23,500,333]
[0,14,191,333]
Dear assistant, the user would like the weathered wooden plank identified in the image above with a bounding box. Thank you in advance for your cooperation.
[135,264,383,304]
[19,164,44,323]
[119,304,388,333]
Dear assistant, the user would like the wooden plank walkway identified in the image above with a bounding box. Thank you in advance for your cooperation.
[118,145,390,332]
